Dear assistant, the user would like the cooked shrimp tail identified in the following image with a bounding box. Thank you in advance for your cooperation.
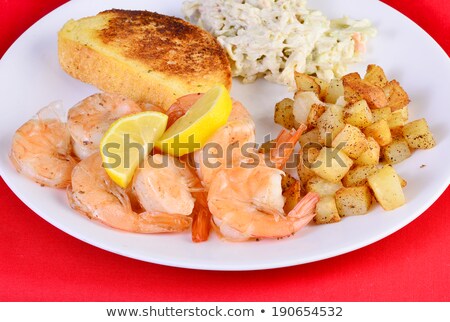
[191,191,212,243]
[166,93,203,127]
[288,192,320,230]
[271,124,307,169]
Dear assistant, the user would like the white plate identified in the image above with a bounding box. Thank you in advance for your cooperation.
[0,0,449,271]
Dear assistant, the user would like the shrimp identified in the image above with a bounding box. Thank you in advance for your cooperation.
[68,153,191,233]
[352,32,366,54]
[207,127,319,241]
[10,101,77,188]
[67,93,142,159]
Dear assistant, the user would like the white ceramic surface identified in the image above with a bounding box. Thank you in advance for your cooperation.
[0,0,449,270]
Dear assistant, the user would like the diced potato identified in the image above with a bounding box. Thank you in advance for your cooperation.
[311,76,329,100]
[342,165,379,187]
[402,118,436,149]
[317,105,345,146]
[294,72,320,95]
[367,165,406,210]
[283,180,301,213]
[343,99,374,128]
[342,72,362,83]
[332,124,369,159]
[297,148,320,189]
[314,196,341,224]
[372,107,392,122]
[258,139,276,154]
[325,79,344,104]
[306,104,326,130]
[364,119,392,146]
[274,98,298,130]
[335,186,372,216]
[299,128,322,149]
[281,172,297,192]
[383,80,410,111]
[311,147,353,183]
[381,138,411,164]
[387,106,409,135]
[364,64,388,88]
[293,91,323,124]
[306,176,343,197]
[354,137,380,166]
[343,77,388,109]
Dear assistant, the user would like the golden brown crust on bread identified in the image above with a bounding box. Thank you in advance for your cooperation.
[58,9,231,109]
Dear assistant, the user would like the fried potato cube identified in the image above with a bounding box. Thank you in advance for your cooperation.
[281,172,297,192]
[297,148,320,189]
[364,119,392,146]
[383,80,410,111]
[367,165,406,210]
[317,105,345,146]
[342,72,362,83]
[299,128,322,148]
[325,79,344,104]
[372,106,391,122]
[332,124,369,159]
[306,176,343,197]
[364,64,388,88]
[274,98,298,130]
[314,195,341,224]
[354,137,380,166]
[311,76,329,100]
[283,180,301,213]
[343,77,388,109]
[307,104,326,130]
[311,147,353,183]
[402,118,436,149]
[381,138,411,164]
[343,99,374,129]
[335,186,372,216]
[342,165,379,187]
[294,72,320,95]
[258,139,276,154]
[387,106,409,135]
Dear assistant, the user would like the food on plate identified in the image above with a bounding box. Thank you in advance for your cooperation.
[58,9,232,109]
[100,110,168,188]
[183,0,376,88]
[68,153,192,233]
[68,93,143,160]
[274,64,436,223]
[9,102,78,188]
[156,85,233,157]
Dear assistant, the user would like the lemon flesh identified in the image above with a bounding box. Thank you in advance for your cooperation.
[100,111,168,188]
[156,85,232,157]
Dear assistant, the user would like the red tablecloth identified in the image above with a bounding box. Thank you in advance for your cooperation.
[0,0,449,301]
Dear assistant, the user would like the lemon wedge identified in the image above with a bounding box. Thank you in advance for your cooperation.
[156,85,232,157]
[100,111,168,188]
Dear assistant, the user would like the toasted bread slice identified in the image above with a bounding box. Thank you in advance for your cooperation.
[58,9,232,109]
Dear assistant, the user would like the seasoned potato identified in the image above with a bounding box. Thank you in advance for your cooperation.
[381,138,411,164]
[306,176,343,197]
[342,72,362,83]
[294,72,320,95]
[343,99,374,129]
[314,196,341,224]
[343,77,388,109]
[325,79,344,104]
[335,186,372,216]
[258,139,276,154]
[371,106,391,122]
[306,104,326,130]
[311,147,353,183]
[317,105,345,146]
[364,64,388,88]
[281,172,297,192]
[383,80,410,111]
[364,119,392,146]
[297,148,320,189]
[299,128,322,148]
[367,165,405,210]
[311,76,329,100]
[332,124,369,159]
[283,180,301,213]
[274,98,297,130]
[342,165,379,187]
[354,137,380,166]
[402,118,436,149]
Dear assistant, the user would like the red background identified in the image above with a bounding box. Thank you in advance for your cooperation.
[0,0,449,301]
